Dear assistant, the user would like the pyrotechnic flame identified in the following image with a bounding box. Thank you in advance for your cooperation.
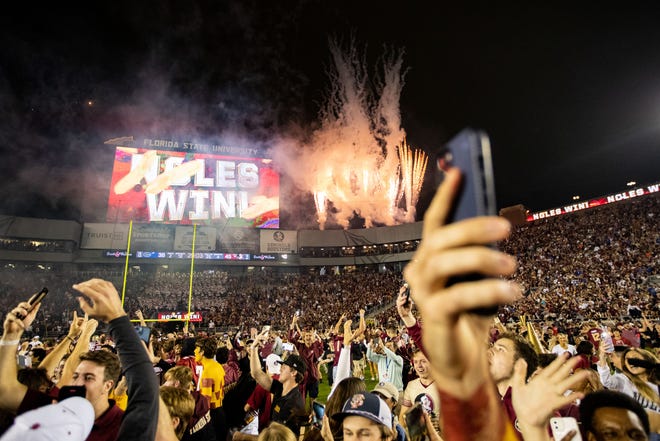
[271,40,427,229]
[398,140,429,222]
[313,191,328,230]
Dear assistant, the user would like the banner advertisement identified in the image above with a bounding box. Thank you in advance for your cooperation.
[259,230,297,253]
[174,226,217,251]
[527,183,659,221]
[106,146,279,228]
[157,311,203,322]
[130,224,175,250]
[81,223,129,249]
[217,226,259,252]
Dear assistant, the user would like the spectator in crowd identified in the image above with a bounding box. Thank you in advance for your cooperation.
[248,334,307,436]
[329,392,395,441]
[195,337,225,438]
[488,333,539,439]
[550,333,577,356]
[367,337,404,393]
[371,382,406,441]
[162,365,217,441]
[399,348,441,434]
[598,345,660,423]
[257,422,296,441]
[288,314,325,405]
[574,340,596,370]
[324,377,367,441]
[0,278,160,441]
[580,390,651,441]
[243,353,282,433]
[0,396,95,441]
[160,386,196,440]
[177,338,201,387]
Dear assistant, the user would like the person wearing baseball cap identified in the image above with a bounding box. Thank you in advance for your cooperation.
[371,382,407,441]
[248,337,307,436]
[332,392,395,441]
[1,396,94,441]
[276,354,307,378]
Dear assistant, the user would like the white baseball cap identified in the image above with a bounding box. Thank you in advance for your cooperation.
[0,397,94,441]
[265,353,282,375]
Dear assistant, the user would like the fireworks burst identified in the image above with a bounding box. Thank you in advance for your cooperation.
[272,39,428,229]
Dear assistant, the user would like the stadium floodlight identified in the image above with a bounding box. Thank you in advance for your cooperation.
[626,181,636,186]
[572,195,580,200]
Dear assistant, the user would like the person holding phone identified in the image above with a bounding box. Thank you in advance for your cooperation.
[288,312,326,404]
[402,167,521,440]
[0,279,162,441]
[247,333,307,437]
[402,167,600,441]
[367,336,404,393]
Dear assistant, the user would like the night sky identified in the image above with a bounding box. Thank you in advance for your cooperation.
[1,2,658,226]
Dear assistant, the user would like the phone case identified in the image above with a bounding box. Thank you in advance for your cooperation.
[550,417,582,441]
[405,404,428,441]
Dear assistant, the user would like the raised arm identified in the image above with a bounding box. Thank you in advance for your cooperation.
[38,310,84,379]
[58,315,98,387]
[511,354,590,441]
[249,332,272,390]
[403,168,521,441]
[136,309,148,327]
[357,309,366,338]
[382,345,403,367]
[331,313,346,336]
[396,285,417,328]
[73,278,160,441]
[0,300,39,411]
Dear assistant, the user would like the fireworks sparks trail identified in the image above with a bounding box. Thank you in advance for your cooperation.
[398,141,429,223]
[272,39,428,229]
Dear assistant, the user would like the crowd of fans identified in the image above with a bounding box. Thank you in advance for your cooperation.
[0,191,656,440]
[0,193,656,338]
[501,192,658,323]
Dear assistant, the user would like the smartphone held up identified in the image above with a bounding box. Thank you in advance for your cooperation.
[436,128,499,315]
[435,128,496,223]
[404,403,429,441]
[15,287,48,320]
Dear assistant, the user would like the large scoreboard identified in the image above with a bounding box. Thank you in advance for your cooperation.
[106,139,279,229]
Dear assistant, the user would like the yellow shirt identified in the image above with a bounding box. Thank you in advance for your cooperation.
[199,357,225,409]
[109,390,128,411]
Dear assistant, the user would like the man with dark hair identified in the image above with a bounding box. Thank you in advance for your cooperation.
[195,337,225,440]
[580,389,650,440]
[489,333,539,439]
[288,313,325,404]
[70,350,124,429]
[248,335,307,436]
[0,278,161,441]
[196,338,225,410]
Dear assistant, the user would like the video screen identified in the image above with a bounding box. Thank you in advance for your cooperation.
[106,147,279,228]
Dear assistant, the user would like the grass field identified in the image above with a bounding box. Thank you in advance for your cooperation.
[315,365,380,404]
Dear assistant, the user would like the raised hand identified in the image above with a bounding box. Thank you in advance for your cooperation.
[72,279,127,323]
[403,168,520,398]
[3,301,40,338]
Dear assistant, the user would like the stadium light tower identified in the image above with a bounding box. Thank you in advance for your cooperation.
[626,181,636,187]
[572,195,580,200]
